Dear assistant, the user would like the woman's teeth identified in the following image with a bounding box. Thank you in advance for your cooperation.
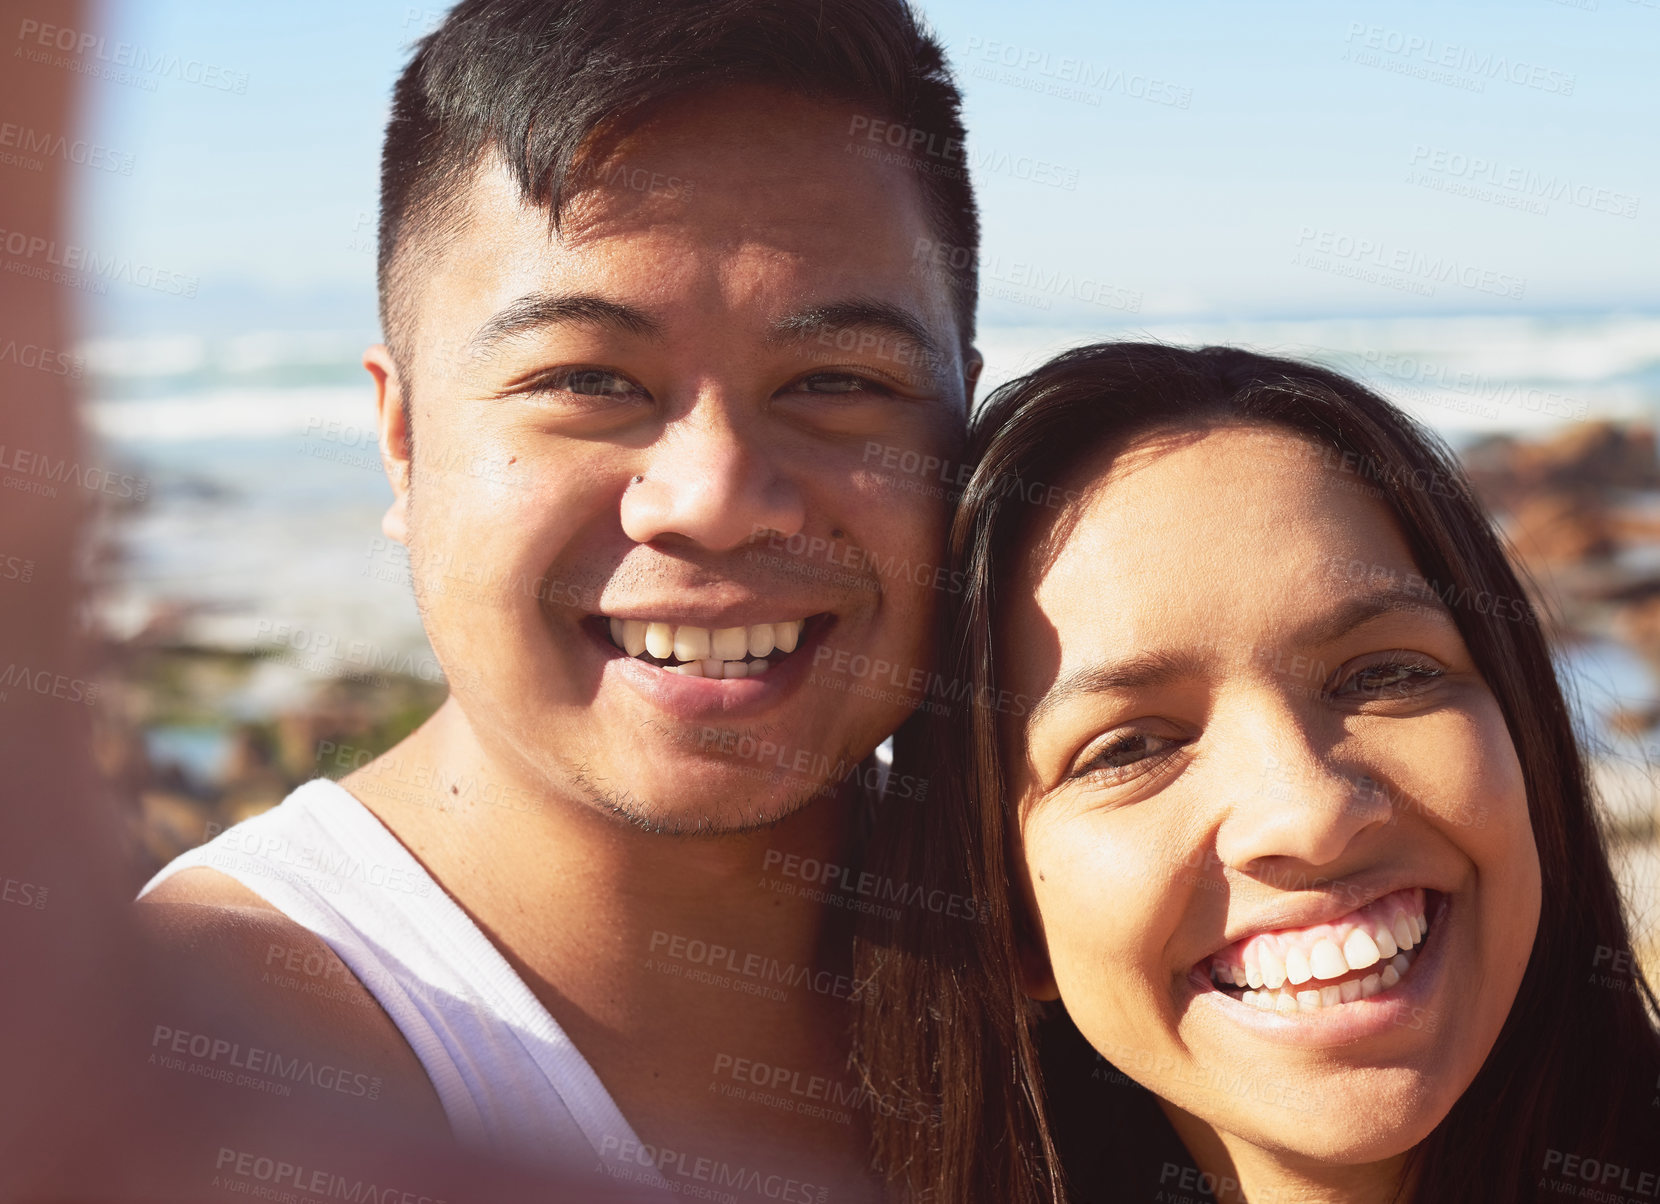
[606,618,805,679]
[1233,952,1418,1013]
[1205,887,1434,1012]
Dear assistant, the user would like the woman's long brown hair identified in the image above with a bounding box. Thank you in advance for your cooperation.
[853,343,1660,1203]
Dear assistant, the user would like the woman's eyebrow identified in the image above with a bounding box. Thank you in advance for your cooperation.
[1287,586,1457,650]
[1026,649,1204,728]
[1024,586,1459,728]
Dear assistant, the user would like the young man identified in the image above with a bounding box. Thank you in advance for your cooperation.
[140,0,980,1196]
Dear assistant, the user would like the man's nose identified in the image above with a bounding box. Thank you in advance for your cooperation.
[1212,707,1395,879]
[619,413,806,551]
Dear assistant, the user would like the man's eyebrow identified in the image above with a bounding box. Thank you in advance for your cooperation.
[768,298,946,378]
[1024,586,1458,728]
[463,292,664,359]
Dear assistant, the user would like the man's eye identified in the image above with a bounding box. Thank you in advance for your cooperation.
[791,372,887,396]
[1334,659,1444,700]
[518,368,650,401]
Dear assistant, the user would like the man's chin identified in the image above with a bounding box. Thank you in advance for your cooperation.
[571,766,839,838]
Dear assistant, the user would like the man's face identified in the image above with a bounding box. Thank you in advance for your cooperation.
[370,87,972,832]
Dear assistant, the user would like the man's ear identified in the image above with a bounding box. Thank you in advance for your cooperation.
[964,345,984,407]
[363,344,412,545]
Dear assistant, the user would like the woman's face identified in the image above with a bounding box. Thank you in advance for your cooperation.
[1003,423,1541,1165]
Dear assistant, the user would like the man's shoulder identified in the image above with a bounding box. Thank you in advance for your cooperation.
[137,868,451,1133]
[137,867,397,1046]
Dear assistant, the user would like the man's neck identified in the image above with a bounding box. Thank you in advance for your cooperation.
[1161,1099,1413,1204]
[344,698,880,1194]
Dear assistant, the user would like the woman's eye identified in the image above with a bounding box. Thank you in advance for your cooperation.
[1074,731,1181,781]
[1335,659,1444,700]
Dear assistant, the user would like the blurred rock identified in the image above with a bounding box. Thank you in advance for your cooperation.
[138,790,211,870]
[1591,759,1660,842]
[1465,422,1659,514]
[1507,490,1619,568]
[1609,706,1660,739]
[1615,589,1660,667]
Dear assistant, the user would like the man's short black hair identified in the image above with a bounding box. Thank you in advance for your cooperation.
[377,0,979,373]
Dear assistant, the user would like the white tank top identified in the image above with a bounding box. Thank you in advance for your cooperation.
[139,779,661,1185]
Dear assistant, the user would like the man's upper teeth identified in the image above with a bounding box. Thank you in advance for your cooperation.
[1208,887,1429,991]
[607,618,805,665]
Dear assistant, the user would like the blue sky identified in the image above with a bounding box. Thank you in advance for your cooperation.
[68,0,1660,336]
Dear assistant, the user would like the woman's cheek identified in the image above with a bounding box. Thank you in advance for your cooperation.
[1026,817,1164,1016]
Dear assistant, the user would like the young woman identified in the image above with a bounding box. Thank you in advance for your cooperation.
[855,344,1660,1203]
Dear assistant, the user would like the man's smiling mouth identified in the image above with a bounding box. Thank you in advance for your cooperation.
[597,616,815,678]
[1199,887,1438,1014]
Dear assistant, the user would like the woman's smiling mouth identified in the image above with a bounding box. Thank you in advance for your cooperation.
[1195,887,1443,1015]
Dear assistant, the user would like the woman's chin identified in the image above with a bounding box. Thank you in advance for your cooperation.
[1205,1078,1450,1168]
